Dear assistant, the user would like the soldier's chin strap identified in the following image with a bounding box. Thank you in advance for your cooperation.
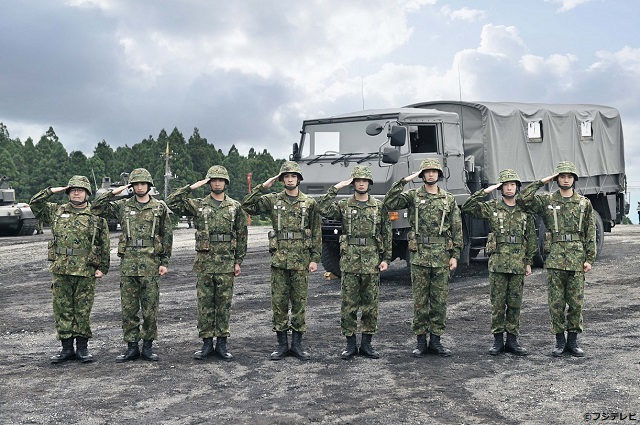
[354,188,369,194]
[422,177,437,186]
[211,188,226,194]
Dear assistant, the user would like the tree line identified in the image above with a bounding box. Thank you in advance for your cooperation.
[0,122,286,204]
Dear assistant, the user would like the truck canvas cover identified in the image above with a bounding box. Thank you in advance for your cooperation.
[408,101,625,186]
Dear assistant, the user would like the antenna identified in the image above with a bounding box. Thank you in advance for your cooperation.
[458,64,465,145]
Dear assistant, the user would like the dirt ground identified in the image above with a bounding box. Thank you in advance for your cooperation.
[1,223,639,425]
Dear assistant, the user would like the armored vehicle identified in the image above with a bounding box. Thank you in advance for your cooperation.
[292,102,627,276]
[0,177,37,236]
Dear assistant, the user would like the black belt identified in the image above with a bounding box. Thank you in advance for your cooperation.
[496,235,523,244]
[126,239,154,247]
[210,234,232,242]
[277,232,304,240]
[55,247,89,256]
[348,237,373,246]
[417,236,445,244]
[552,233,581,242]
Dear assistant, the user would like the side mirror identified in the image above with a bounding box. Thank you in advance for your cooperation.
[366,123,384,136]
[291,142,300,160]
[381,147,400,164]
[389,126,406,147]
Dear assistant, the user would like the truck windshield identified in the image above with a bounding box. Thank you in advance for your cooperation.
[300,121,391,158]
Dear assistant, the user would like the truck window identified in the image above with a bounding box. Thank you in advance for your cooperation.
[527,121,543,143]
[580,120,593,141]
[410,125,438,153]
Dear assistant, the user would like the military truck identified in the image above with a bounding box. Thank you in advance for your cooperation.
[0,176,37,236]
[292,101,627,276]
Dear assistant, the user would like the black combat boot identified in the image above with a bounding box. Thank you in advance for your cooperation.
[427,333,451,357]
[270,331,289,361]
[412,334,427,357]
[215,337,233,361]
[193,338,214,360]
[341,335,357,360]
[116,342,140,363]
[290,331,310,361]
[358,333,380,359]
[488,333,504,356]
[141,340,159,361]
[75,336,94,363]
[551,332,566,357]
[51,338,76,364]
[505,333,528,356]
[566,332,585,357]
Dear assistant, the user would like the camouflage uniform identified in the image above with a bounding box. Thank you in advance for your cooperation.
[167,165,248,360]
[462,169,537,355]
[384,158,462,356]
[518,162,596,356]
[91,168,173,360]
[317,167,391,347]
[241,161,321,360]
[30,176,110,363]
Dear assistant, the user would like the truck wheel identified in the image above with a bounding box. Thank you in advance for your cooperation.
[533,215,546,268]
[594,210,604,259]
[17,218,37,236]
[321,242,341,278]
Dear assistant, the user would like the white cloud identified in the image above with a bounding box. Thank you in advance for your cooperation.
[545,0,592,13]
[440,6,487,23]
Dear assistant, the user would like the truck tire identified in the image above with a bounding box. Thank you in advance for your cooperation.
[594,210,604,259]
[321,242,341,278]
[533,215,546,268]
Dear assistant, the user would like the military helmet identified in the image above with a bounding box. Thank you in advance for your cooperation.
[206,165,230,185]
[351,166,374,185]
[419,158,443,177]
[554,161,579,181]
[66,175,92,195]
[278,161,303,181]
[497,169,521,186]
[129,168,154,186]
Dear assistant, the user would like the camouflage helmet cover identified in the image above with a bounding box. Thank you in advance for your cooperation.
[419,158,443,177]
[278,161,303,181]
[554,161,579,181]
[350,166,374,185]
[66,175,92,195]
[497,169,521,185]
[206,165,230,184]
[129,168,154,186]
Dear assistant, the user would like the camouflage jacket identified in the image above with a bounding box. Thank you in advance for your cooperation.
[92,191,173,276]
[385,180,463,267]
[30,188,110,277]
[462,189,537,274]
[242,184,321,271]
[167,185,248,274]
[317,186,392,274]
[517,180,597,271]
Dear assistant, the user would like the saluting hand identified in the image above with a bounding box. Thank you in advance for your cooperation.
[51,186,70,194]
[190,178,210,190]
[484,183,502,194]
[404,170,423,182]
[263,174,280,188]
[112,184,131,195]
[334,178,353,190]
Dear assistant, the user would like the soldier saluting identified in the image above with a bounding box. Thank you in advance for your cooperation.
[317,166,392,360]
[30,176,110,363]
[462,169,537,356]
[167,165,248,361]
[517,161,596,357]
[92,168,173,362]
[384,158,462,357]
[241,161,321,361]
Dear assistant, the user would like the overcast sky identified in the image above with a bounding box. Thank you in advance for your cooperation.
[2,0,640,217]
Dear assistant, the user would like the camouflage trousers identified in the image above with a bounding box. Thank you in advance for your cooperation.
[489,271,524,335]
[51,273,96,340]
[196,272,235,338]
[341,272,380,336]
[411,265,450,336]
[547,268,585,334]
[120,276,160,342]
[270,267,309,333]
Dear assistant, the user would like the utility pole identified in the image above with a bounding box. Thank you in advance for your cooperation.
[163,141,173,199]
